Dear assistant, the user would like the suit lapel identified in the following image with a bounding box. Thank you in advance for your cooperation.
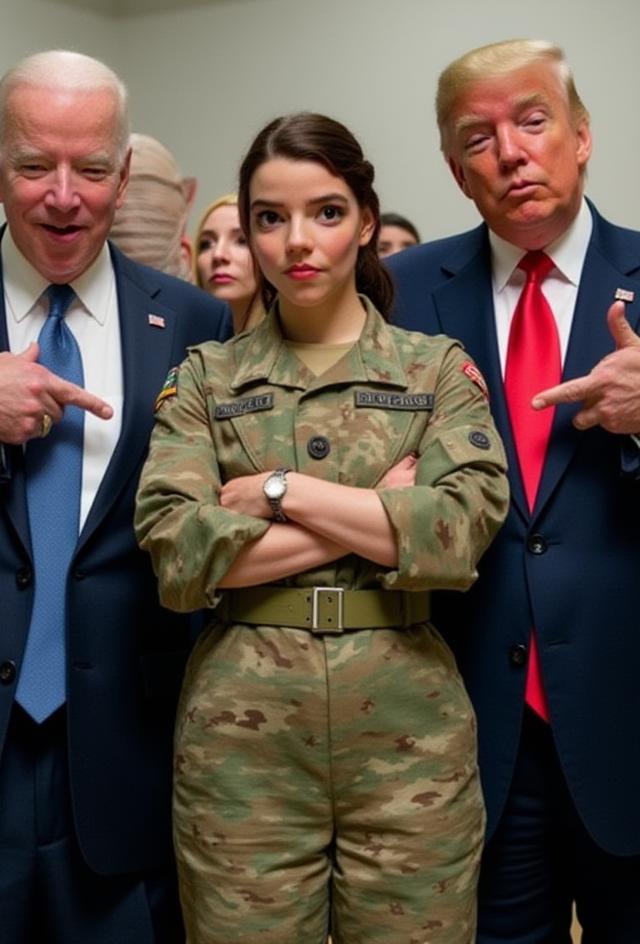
[432,226,529,518]
[534,206,640,515]
[0,249,31,554]
[76,247,177,552]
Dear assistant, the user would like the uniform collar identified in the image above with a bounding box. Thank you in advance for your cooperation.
[229,296,409,393]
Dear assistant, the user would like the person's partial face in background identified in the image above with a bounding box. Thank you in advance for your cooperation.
[378,224,418,258]
[445,61,591,250]
[0,83,130,283]
[196,203,257,306]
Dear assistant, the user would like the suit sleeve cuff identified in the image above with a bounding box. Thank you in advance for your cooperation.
[620,435,640,477]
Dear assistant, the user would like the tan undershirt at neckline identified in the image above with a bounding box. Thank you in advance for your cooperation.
[285,340,355,376]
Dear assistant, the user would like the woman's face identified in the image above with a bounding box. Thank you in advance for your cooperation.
[377,224,418,258]
[248,158,373,315]
[196,204,257,304]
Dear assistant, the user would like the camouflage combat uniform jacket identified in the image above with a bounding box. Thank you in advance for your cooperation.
[135,298,509,944]
[135,298,508,608]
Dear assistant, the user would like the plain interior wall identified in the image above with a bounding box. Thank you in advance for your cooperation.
[0,0,120,224]
[1,0,639,246]
[119,0,640,243]
[0,0,116,67]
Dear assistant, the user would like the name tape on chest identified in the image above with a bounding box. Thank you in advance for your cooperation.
[354,391,434,411]
[215,394,274,419]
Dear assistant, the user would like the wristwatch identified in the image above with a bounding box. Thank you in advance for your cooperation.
[263,467,289,522]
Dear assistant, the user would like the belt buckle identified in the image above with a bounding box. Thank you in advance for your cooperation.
[311,587,344,634]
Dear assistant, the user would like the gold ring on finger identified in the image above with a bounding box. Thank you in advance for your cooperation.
[41,412,53,438]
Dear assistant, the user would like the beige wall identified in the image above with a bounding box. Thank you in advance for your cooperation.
[2,0,640,245]
[0,0,117,83]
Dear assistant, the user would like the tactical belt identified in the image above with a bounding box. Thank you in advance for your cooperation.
[220,586,430,635]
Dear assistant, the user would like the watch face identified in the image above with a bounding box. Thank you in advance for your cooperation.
[264,475,286,500]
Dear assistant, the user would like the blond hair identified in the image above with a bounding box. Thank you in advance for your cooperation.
[193,193,265,332]
[192,193,238,289]
[437,39,589,155]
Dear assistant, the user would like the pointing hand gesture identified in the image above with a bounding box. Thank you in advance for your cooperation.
[531,301,640,433]
[0,344,113,444]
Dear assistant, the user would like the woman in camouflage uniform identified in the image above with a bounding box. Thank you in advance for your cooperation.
[135,113,509,944]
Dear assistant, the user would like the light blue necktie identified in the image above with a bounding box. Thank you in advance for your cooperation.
[16,284,84,723]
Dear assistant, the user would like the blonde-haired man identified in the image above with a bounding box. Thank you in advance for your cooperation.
[0,49,229,941]
[389,38,640,942]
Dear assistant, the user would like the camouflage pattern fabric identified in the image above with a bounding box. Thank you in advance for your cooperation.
[135,298,509,943]
[174,622,485,943]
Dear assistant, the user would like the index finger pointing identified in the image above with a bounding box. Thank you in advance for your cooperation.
[54,378,114,420]
[531,374,597,410]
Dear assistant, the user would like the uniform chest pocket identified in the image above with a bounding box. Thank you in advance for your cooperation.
[210,391,295,480]
[339,389,435,488]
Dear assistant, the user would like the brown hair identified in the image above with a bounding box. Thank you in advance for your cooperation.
[238,112,394,318]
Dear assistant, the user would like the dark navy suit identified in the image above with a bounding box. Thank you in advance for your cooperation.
[389,203,640,939]
[0,242,231,940]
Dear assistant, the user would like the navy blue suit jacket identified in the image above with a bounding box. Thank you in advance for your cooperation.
[388,203,640,855]
[0,243,231,875]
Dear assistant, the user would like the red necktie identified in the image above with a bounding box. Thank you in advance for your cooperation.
[504,251,561,721]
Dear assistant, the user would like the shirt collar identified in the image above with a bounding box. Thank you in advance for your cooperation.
[1,227,114,325]
[489,197,593,291]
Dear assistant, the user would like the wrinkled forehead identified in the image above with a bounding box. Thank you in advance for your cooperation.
[1,83,122,157]
[442,62,572,152]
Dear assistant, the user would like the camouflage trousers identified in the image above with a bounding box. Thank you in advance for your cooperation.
[173,620,485,943]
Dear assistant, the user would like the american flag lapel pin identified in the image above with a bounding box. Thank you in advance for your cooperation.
[148,314,166,328]
[614,288,635,303]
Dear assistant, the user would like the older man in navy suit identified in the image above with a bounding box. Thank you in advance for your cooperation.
[0,50,229,942]
[389,39,640,944]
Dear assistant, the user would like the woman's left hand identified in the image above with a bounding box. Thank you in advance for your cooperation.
[219,472,273,518]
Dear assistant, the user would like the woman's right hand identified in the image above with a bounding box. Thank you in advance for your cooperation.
[378,453,418,489]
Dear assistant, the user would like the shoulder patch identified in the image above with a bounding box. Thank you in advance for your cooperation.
[154,366,179,412]
[468,431,490,450]
[462,361,489,400]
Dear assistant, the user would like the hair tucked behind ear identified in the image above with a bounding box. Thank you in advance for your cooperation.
[238,112,394,318]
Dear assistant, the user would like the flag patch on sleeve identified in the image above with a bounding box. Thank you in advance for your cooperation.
[154,366,179,412]
[462,361,489,400]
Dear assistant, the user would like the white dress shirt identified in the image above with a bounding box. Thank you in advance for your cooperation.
[2,230,123,529]
[490,198,593,375]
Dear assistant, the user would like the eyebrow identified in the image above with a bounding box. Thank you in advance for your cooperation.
[250,192,349,210]
[200,226,244,237]
[453,94,551,138]
[10,147,115,168]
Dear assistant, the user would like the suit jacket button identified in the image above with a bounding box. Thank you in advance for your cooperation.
[307,435,331,459]
[0,661,16,684]
[16,566,32,588]
[527,534,547,555]
[509,644,528,667]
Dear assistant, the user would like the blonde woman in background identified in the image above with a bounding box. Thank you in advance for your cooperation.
[110,132,196,280]
[194,194,265,333]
